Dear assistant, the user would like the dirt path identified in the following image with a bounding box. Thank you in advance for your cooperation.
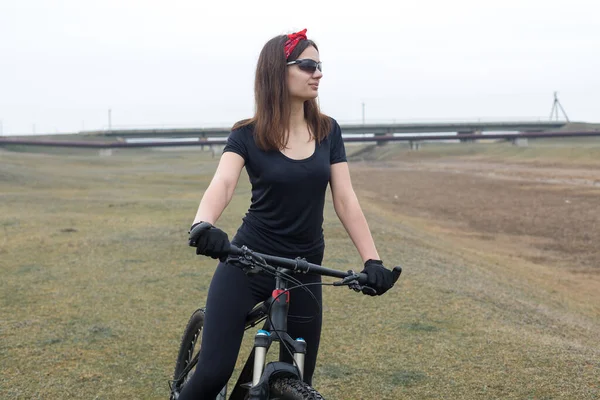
[351,159,600,273]
[361,159,600,187]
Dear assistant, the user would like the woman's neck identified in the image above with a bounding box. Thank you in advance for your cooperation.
[289,99,306,134]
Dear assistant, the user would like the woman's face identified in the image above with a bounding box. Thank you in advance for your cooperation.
[287,46,323,101]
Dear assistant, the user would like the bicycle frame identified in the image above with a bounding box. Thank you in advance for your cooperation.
[229,245,400,399]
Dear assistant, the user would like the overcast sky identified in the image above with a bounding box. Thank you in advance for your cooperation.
[1,0,598,135]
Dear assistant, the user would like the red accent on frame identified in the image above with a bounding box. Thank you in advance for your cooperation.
[272,289,290,303]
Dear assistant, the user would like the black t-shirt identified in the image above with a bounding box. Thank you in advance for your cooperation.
[223,118,347,258]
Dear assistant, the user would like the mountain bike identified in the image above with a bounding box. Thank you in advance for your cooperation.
[169,242,402,400]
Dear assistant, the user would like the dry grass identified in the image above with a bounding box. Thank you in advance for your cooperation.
[1,144,599,399]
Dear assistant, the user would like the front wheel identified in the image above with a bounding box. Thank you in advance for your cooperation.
[269,377,325,400]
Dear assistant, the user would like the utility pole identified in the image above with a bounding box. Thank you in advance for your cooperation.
[0,119,3,136]
[549,91,570,122]
[362,102,365,124]
[108,109,112,131]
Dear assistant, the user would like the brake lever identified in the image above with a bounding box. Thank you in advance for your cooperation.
[333,271,378,295]
[355,285,377,296]
[346,281,377,295]
[228,256,263,275]
[333,271,360,286]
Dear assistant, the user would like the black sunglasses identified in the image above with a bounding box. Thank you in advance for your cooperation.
[286,59,322,73]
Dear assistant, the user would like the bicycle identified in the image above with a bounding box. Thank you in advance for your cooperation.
[169,239,402,400]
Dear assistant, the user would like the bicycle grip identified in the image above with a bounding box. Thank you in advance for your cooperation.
[188,221,213,247]
[357,265,402,285]
[392,266,402,283]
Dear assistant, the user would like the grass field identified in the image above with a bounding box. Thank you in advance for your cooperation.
[1,141,599,399]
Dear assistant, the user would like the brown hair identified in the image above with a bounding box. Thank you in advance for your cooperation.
[232,34,331,151]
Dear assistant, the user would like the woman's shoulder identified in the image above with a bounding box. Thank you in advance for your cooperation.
[229,119,255,141]
[231,119,255,133]
[324,115,342,137]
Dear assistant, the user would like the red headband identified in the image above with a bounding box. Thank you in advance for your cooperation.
[284,28,307,59]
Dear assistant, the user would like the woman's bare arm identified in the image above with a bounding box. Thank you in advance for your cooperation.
[329,162,380,262]
[192,152,245,225]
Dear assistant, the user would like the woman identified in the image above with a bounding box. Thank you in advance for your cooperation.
[183,29,396,399]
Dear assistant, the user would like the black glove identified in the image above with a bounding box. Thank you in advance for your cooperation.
[361,259,395,296]
[188,222,230,262]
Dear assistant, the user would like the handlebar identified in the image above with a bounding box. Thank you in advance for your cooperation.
[189,222,402,291]
[229,244,402,288]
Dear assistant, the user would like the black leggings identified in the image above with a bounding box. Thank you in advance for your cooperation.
[178,252,324,399]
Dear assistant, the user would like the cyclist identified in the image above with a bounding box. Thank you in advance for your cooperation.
[181,29,397,399]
